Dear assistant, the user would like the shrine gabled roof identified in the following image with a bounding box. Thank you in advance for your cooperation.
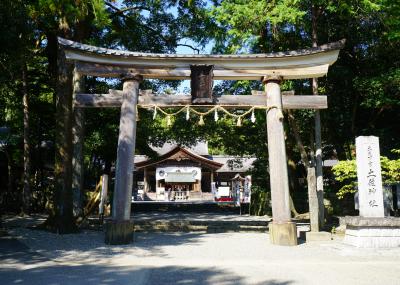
[135,146,223,170]
[150,141,209,156]
[58,37,345,80]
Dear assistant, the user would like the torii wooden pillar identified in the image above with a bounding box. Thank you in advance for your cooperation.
[104,75,142,244]
[264,76,297,245]
[58,37,344,245]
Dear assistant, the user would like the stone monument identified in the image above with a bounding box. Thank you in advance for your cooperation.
[356,136,385,217]
[344,136,400,248]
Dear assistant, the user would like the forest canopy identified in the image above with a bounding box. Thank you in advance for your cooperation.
[0,0,399,223]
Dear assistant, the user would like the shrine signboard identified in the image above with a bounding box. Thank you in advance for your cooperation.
[356,136,385,217]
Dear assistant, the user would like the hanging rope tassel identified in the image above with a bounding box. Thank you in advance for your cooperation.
[186,106,190,121]
[251,108,256,123]
[198,115,205,126]
[214,108,219,122]
[153,106,157,120]
[236,116,242,127]
[166,115,172,126]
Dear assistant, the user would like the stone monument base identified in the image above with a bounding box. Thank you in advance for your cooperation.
[104,220,133,245]
[269,221,298,246]
[306,231,332,242]
[343,216,400,248]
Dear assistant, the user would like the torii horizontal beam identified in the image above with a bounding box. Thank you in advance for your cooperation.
[74,62,331,80]
[74,92,327,109]
[59,38,344,80]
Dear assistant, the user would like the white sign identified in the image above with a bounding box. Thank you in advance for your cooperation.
[217,186,230,197]
[156,166,201,181]
[156,187,165,201]
[356,136,384,217]
[243,176,252,203]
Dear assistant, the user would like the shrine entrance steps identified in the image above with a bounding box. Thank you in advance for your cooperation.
[130,203,267,233]
[88,209,270,233]
[132,212,269,233]
[131,202,239,213]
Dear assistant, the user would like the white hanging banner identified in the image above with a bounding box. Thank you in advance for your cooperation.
[243,176,252,203]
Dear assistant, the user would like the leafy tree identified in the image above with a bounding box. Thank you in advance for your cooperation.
[1,0,399,225]
[332,151,400,199]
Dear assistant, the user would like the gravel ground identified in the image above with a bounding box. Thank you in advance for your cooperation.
[1,216,400,285]
[132,212,271,222]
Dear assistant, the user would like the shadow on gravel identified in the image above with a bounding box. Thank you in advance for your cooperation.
[0,236,48,265]
[1,228,208,260]
[132,232,206,257]
[0,263,294,285]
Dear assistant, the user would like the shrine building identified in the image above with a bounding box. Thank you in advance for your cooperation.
[133,141,255,202]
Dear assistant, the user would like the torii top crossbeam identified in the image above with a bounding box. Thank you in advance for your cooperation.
[58,38,344,80]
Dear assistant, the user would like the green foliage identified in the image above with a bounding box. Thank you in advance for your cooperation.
[250,186,271,216]
[30,0,110,30]
[381,0,400,40]
[209,0,305,53]
[0,0,399,218]
[332,153,400,199]
[354,69,400,109]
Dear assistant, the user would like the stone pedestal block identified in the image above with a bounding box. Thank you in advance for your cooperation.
[104,220,133,245]
[269,222,298,246]
[306,231,332,242]
[343,216,400,248]
[345,226,400,248]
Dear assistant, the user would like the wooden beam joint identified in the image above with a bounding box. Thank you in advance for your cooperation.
[191,65,214,104]
[121,74,143,83]
[262,75,283,85]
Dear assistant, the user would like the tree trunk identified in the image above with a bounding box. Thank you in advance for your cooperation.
[22,62,31,215]
[71,69,85,218]
[52,45,76,233]
[41,12,93,232]
[287,111,310,168]
[287,111,311,219]
[287,155,301,217]
[312,4,325,229]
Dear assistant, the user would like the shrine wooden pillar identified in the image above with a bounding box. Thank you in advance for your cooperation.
[263,76,297,246]
[105,74,142,245]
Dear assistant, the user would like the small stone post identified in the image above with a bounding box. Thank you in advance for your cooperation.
[307,167,319,231]
[105,75,142,244]
[264,76,297,246]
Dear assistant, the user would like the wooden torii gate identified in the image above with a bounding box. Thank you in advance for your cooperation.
[58,38,343,246]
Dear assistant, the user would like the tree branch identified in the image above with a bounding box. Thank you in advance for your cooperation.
[107,5,201,54]
[176,43,200,54]
[105,2,150,15]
